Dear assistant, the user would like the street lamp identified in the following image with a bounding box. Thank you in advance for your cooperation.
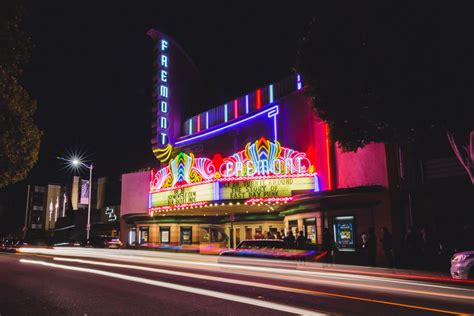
[58,156,94,243]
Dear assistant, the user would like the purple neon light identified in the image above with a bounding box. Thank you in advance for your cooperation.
[213,182,220,200]
[313,174,320,192]
[206,112,209,129]
[175,105,279,146]
[224,104,228,122]
[296,74,302,90]
[245,95,249,113]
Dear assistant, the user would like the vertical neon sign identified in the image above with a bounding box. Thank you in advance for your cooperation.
[158,39,169,146]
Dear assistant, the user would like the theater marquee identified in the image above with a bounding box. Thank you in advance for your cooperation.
[149,137,320,213]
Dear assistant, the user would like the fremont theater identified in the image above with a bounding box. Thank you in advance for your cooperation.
[120,29,394,263]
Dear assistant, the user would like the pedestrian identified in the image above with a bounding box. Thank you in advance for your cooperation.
[296,231,307,249]
[359,232,369,265]
[285,230,295,249]
[322,227,334,263]
[403,226,418,268]
[367,227,377,267]
[381,227,394,268]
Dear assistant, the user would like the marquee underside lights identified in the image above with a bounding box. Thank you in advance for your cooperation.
[149,138,320,213]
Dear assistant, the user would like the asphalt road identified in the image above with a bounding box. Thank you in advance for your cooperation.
[1,248,473,316]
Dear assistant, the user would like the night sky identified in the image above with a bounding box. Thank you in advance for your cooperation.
[0,3,316,232]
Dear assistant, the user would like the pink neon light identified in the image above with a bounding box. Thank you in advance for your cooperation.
[245,197,293,204]
[197,114,201,132]
[325,124,332,190]
[150,201,208,213]
[234,99,238,118]
[256,89,262,109]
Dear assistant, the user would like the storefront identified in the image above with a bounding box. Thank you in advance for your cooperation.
[120,29,395,264]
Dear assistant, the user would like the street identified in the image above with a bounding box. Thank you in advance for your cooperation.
[1,248,473,315]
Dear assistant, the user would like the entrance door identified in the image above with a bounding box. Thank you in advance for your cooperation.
[180,226,192,244]
[245,227,252,240]
[235,228,241,246]
[139,227,149,244]
[304,218,317,244]
[160,226,170,244]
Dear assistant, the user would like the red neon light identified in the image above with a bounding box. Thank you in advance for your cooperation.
[325,124,332,190]
[256,89,262,109]
[245,197,293,204]
[234,99,238,118]
[197,114,201,132]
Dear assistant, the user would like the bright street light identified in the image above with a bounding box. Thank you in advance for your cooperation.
[57,155,94,244]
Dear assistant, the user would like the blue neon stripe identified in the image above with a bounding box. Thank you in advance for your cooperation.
[175,105,279,146]
[224,104,228,122]
[189,119,192,135]
[206,112,209,129]
[269,84,274,103]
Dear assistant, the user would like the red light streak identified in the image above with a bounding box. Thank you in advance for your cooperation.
[197,115,201,132]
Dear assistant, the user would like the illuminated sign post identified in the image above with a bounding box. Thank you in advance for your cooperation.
[149,138,320,213]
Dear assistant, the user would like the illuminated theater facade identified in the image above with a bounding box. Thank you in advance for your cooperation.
[120,30,393,261]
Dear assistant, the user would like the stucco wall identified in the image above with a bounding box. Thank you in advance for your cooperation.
[335,143,389,189]
[120,171,150,216]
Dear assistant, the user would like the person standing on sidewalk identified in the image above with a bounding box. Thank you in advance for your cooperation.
[367,227,377,267]
[381,227,395,268]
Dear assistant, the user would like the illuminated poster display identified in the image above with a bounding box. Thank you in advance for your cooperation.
[149,137,320,213]
[220,177,315,200]
[333,216,355,252]
[151,183,214,207]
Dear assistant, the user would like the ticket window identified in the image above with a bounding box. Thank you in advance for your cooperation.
[304,218,317,244]
[160,226,171,244]
[180,226,192,245]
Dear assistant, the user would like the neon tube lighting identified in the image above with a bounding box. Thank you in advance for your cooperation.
[175,105,279,146]
[206,112,209,129]
[151,173,317,193]
[269,84,274,103]
[325,124,332,190]
[234,99,238,118]
[197,115,201,132]
[256,89,262,109]
[189,119,193,135]
[224,104,228,122]
[245,95,249,113]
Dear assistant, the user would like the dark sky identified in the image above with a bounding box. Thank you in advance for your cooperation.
[0,3,316,232]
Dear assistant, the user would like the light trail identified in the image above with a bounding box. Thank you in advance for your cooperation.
[19,259,325,315]
[52,257,470,315]
[18,247,474,302]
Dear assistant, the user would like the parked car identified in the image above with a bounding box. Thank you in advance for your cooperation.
[450,250,474,280]
[219,239,318,261]
[90,236,123,249]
